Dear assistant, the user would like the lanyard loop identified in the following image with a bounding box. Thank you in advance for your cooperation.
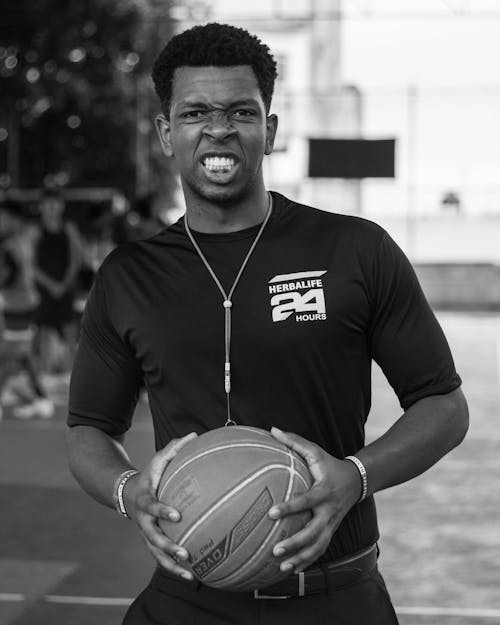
[184,193,273,426]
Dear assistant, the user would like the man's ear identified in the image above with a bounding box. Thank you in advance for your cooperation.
[155,114,174,157]
[264,113,278,155]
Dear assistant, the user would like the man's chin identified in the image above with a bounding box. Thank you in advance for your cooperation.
[191,182,253,206]
[204,190,242,205]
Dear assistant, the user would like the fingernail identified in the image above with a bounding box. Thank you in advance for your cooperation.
[168,511,180,521]
[271,427,283,435]
[273,546,285,557]
[176,549,188,560]
[269,507,280,519]
[280,562,293,572]
[180,571,193,580]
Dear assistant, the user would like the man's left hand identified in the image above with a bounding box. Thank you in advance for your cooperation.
[269,427,362,573]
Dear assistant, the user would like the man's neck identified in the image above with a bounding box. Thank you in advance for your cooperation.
[183,188,271,234]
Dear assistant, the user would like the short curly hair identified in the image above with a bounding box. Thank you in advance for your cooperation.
[152,23,278,116]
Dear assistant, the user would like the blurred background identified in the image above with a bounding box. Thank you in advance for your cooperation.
[1,1,499,624]
[2,0,500,308]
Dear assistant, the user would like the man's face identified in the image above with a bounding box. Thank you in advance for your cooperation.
[156,65,277,204]
[39,196,65,228]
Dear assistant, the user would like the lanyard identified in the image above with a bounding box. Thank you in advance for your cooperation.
[184,193,273,426]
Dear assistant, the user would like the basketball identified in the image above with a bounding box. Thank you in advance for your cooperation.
[157,425,314,591]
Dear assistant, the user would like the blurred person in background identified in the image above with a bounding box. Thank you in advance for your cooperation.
[82,205,119,273]
[34,190,82,377]
[71,203,129,328]
[0,199,55,419]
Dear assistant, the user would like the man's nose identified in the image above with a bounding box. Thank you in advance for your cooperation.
[203,111,236,141]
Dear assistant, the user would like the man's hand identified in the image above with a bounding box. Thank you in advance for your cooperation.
[269,427,361,574]
[48,282,66,298]
[123,432,198,580]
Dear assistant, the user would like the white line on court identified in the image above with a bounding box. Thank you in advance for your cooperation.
[2,593,500,618]
[397,606,500,618]
[0,593,25,602]
[44,595,133,606]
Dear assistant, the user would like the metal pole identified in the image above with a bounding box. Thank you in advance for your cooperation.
[406,84,417,261]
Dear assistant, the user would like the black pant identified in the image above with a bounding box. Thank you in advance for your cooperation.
[123,565,399,625]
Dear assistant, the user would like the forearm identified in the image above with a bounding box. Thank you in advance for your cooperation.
[35,268,61,291]
[66,425,136,509]
[356,387,469,497]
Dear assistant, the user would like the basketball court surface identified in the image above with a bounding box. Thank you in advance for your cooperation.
[1,312,499,625]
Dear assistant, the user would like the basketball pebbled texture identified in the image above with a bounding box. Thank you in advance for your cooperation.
[157,426,314,591]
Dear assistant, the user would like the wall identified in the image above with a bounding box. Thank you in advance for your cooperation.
[415,263,500,311]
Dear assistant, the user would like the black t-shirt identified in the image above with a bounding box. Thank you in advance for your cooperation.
[68,192,461,560]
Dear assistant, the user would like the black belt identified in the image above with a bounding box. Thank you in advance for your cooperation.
[154,544,378,599]
[253,544,378,599]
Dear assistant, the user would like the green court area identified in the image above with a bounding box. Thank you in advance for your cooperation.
[0,312,499,625]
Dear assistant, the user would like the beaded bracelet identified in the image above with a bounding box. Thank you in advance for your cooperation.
[113,469,139,519]
[345,455,368,503]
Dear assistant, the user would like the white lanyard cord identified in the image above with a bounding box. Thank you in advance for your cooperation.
[184,193,273,426]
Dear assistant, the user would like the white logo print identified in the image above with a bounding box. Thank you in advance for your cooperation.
[269,270,327,322]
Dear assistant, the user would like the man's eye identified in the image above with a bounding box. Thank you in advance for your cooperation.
[233,109,254,118]
[183,111,205,119]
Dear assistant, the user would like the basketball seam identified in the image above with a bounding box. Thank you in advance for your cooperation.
[235,426,269,436]
[285,449,295,503]
[294,471,310,489]
[208,518,281,588]
[157,443,303,500]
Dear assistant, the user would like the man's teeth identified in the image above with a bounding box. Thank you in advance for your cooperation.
[203,156,236,172]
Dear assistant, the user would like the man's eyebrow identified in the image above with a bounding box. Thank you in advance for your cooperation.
[228,99,260,108]
[178,100,211,109]
[178,99,261,109]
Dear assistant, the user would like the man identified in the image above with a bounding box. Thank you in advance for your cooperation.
[34,190,81,375]
[67,23,468,625]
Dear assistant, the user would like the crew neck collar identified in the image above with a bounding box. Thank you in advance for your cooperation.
[174,191,283,242]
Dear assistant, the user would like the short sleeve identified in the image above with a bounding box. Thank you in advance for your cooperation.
[368,232,461,410]
[67,270,143,436]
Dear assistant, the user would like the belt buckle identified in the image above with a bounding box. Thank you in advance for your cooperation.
[253,589,290,600]
[253,571,305,600]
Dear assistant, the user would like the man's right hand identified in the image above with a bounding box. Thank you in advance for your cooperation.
[123,432,198,580]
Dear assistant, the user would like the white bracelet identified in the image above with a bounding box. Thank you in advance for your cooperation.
[113,469,139,519]
[345,455,368,503]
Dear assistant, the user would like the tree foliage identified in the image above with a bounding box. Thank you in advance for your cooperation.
[0,0,175,199]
